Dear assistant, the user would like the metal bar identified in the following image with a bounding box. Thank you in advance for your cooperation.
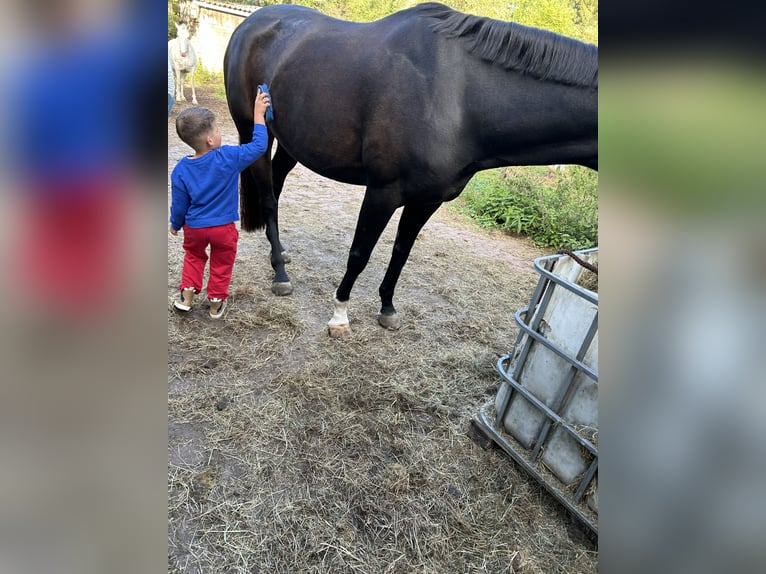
[533,249,598,305]
[533,264,598,305]
[494,274,557,427]
[494,359,597,456]
[475,405,597,537]
[196,1,257,17]
[511,278,556,378]
[513,309,598,382]
[573,458,598,504]
[495,330,524,426]
[494,304,536,427]
[530,312,599,460]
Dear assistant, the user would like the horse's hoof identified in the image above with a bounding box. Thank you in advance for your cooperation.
[271,281,293,296]
[328,324,352,339]
[377,313,401,331]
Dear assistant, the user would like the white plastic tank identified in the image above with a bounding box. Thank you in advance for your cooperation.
[494,249,598,517]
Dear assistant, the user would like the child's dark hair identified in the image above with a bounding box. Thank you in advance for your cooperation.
[176,106,216,150]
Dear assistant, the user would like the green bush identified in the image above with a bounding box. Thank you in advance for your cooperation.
[457,166,598,250]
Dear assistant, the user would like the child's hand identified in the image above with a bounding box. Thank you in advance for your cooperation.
[169,224,178,236]
[254,88,271,124]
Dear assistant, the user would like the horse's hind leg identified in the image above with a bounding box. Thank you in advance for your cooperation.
[232,116,292,296]
[269,143,298,262]
[190,69,197,104]
[243,159,293,296]
[328,191,398,338]
[377,201,442,330]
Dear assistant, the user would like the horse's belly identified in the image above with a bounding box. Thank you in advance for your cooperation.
[304,163,367,186]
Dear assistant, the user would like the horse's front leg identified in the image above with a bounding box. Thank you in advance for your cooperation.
[240,161,292,295]
[190,69,198,104]
[176,70,185,102]
[377,201,442,331]
[328,192,396,338]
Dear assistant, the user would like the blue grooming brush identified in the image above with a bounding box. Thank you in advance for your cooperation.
[258,83,274,122]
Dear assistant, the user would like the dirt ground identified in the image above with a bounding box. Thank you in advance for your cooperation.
[168,86,597,573]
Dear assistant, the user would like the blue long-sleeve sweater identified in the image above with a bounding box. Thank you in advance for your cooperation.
[170,124,268,231]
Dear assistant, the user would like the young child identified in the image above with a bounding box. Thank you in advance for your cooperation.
[170,89,270,319]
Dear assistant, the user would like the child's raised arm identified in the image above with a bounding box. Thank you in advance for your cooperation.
[254,88,271,125]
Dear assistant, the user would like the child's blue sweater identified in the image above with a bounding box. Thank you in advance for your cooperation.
[170,124,268,231]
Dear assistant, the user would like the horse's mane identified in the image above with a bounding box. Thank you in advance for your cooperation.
[416,3,597,88]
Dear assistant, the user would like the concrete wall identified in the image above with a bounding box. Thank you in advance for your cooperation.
[193,5,251,74]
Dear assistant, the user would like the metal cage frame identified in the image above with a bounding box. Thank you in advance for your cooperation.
[474,248,598,537]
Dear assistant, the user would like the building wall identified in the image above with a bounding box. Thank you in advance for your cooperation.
[193,7,248,73]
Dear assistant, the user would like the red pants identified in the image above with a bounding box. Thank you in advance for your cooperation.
[180,223,238,300]
[16,184,127,318]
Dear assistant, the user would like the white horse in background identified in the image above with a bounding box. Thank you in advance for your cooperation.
[169,23,198,104]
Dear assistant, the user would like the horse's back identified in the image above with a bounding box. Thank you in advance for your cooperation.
[225,5,439,111]
[225,5,448,145]
[227,6,454,186]
[225,5,325,80]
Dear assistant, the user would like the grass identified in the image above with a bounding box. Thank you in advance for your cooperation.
[455,166,598,251]
[194,61,227,101]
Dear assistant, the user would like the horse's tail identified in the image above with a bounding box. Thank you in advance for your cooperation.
[238,145,272,232]
[224,24,274,232]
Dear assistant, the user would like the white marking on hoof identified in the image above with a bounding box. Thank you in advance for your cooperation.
[377,313,401,331]
[328,294,351,338]
[271,281,293,296]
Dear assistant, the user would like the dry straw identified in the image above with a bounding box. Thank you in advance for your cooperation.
[168,86,597,574]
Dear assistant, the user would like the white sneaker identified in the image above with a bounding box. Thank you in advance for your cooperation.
[173,288,195,312]
[209,298,228,319]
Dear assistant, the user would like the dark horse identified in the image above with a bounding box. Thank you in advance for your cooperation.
[224,2,597,338]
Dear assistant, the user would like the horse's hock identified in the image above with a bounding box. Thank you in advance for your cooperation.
[474,248,598,537]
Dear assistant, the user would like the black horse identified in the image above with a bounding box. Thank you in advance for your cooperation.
[224,2,597,338]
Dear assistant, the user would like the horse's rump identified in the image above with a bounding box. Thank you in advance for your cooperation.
[225,5,465,188]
